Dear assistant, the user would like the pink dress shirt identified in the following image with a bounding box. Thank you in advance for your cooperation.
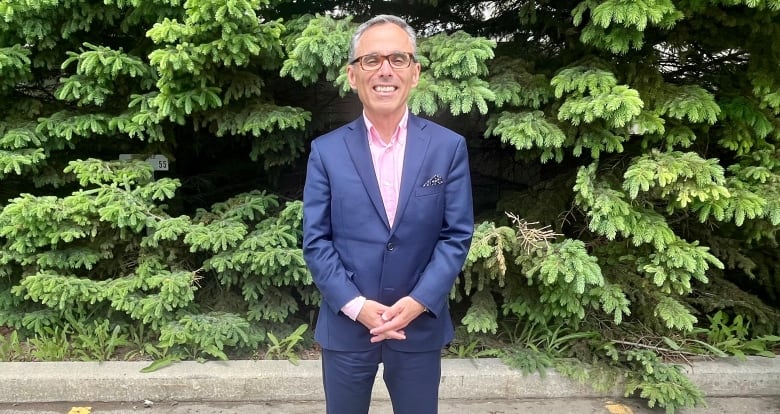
[341,110,409,320]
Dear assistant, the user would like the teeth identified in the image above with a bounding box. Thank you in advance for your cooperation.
[374,86,396,92]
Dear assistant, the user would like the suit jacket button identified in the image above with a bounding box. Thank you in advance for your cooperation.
[386,242,395,251]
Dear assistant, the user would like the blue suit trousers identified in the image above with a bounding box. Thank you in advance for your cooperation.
[321,345,441,414]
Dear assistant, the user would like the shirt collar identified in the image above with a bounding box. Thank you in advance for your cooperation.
[364,109,409,147]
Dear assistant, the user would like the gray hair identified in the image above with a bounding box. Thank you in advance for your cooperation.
[348,15,417,62]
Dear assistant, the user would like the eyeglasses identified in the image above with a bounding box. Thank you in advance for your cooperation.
[350,52,416,71]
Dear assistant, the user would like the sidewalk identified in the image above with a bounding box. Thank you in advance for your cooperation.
[0,357,778,407]
[2,397,780,413]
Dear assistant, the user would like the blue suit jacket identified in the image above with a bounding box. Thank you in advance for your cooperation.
[303,114,474,352]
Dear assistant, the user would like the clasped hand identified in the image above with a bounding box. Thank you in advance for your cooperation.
[356,296,426,343]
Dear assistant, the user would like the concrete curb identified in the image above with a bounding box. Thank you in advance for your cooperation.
[1,357,778,403]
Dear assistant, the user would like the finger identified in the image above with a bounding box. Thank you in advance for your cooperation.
[382,329,407,340]
[370,319,406,335]
[371,329,406,341]
[381,308,399,321]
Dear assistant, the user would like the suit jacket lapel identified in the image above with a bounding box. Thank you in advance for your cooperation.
[392,115,431,235]
[343,118,391,228]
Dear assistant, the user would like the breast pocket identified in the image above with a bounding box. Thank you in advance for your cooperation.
[415,185,444,197]
[408,185,444,225]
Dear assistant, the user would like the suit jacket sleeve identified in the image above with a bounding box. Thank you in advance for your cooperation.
[409,135,474,318]
[302,140,362,314]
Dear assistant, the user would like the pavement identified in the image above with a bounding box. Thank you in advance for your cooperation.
[0,357,778,413]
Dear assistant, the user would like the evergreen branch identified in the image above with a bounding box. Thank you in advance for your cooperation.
[506,212,562,253]
[612,339,700,357]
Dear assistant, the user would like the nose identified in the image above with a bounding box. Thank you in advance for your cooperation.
[377,58,394,75]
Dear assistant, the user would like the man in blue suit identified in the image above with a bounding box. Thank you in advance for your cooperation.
[302,14,474,414]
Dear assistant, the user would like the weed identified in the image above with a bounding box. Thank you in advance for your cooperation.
[264,323,308,364]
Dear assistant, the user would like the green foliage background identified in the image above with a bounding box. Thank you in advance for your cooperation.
[1,0,780,411]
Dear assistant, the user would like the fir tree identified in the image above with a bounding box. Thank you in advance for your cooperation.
[1,1,779,411]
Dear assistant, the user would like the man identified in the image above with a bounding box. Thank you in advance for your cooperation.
[302,14,474,414]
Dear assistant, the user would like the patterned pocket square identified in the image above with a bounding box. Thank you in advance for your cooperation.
[422,174,445,187]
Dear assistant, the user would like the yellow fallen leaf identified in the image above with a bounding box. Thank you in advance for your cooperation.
[67,407,92,414]
[605,401,634,414]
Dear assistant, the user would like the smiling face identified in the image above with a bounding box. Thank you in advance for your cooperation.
[347,22,421,125]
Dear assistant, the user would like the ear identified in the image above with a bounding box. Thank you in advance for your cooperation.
[347,64,357,90]
[411,62,421,88]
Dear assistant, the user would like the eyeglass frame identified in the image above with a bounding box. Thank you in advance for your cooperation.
[349,52,417,71]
